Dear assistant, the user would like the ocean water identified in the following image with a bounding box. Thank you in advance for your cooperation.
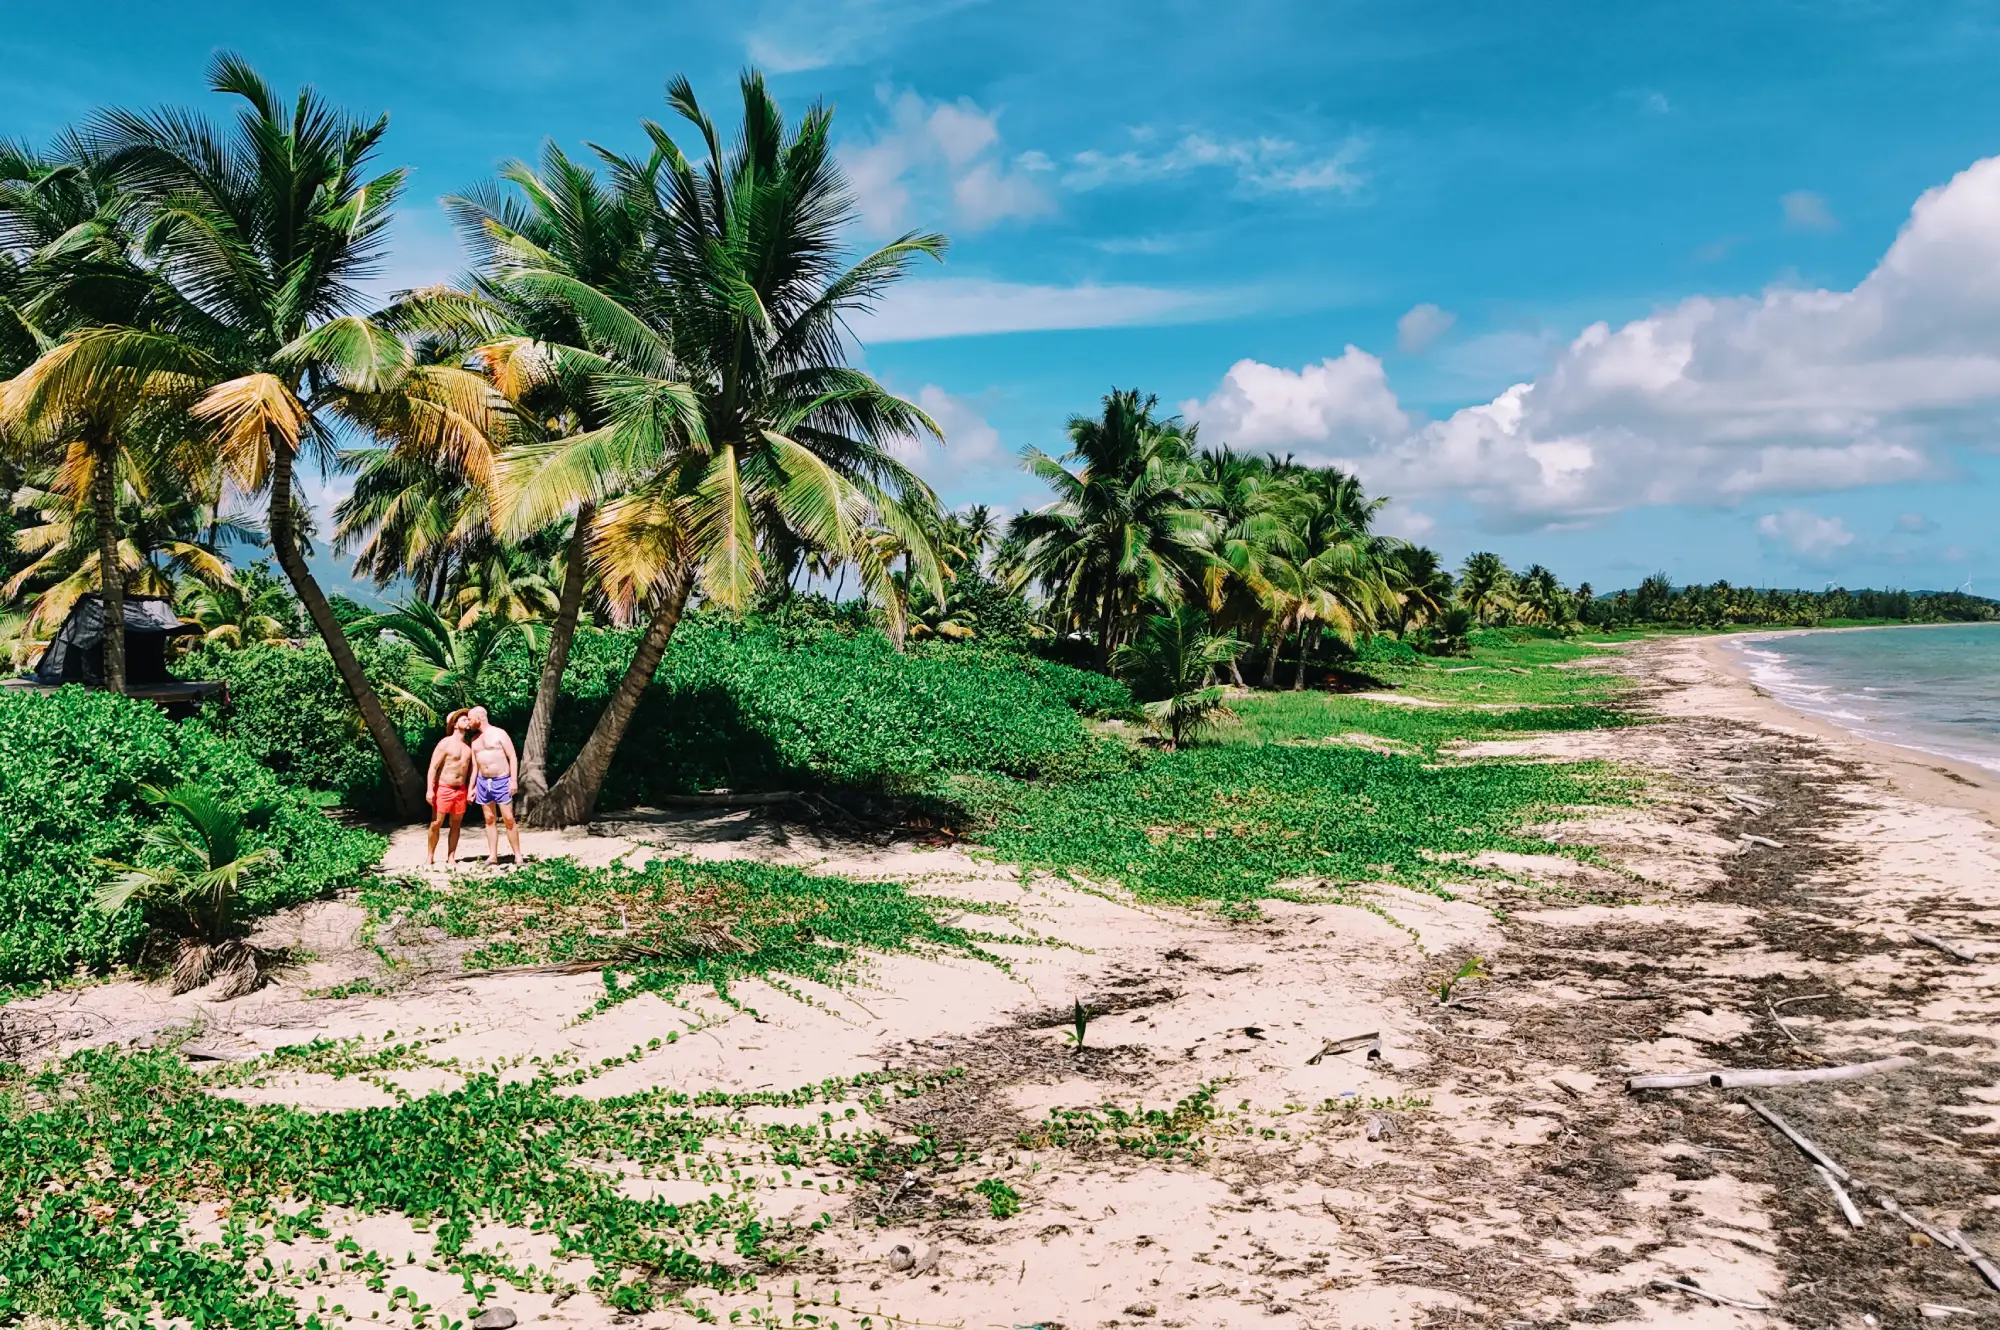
[1727,623,2000,773]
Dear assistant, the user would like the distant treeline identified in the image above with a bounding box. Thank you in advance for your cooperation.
[1577,575,1997,629]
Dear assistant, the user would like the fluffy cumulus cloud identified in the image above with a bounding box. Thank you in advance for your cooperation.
[1757,508,1857,562]
[852,277,1222,341]
[1396,302,1456,354]
[839,90,1052,233]
[1186,154,2000,526]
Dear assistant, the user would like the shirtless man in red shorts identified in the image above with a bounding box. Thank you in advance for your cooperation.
[425,709,476,865]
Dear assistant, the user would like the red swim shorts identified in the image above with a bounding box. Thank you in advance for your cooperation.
[432,784,469,816]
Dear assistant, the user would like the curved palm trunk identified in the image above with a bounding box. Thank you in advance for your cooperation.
[1260,627,1282,689]
[528,563,693,829]
[518,503,594,810]
[1292,626,1313,690]
[90,440,126,693]
[268,444,427,818]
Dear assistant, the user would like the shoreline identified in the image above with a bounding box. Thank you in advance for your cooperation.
[1695,632,2000,825]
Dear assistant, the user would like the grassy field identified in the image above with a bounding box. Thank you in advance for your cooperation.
[969,631,1639,908]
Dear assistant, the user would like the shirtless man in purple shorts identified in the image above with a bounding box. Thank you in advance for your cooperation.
[466,705,523,866]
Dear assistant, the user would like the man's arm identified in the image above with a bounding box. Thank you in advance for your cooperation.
[501,728,519,781]
[426,740,445,803]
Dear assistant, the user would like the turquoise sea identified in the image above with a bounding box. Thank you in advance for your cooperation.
[1727,623,2000,773]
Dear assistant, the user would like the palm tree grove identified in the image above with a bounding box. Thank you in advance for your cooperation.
[2,52,1999,1328]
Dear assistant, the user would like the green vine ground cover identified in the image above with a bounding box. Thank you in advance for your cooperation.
[359,856,1022,1012]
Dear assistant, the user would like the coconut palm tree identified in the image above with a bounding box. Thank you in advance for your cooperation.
[496,72,951,827]
[1008,390,1206,667]
[1112,606,1246,749]
[70,54,510,816]
[350,597,529,719]
[181,560,297,647]
[440,142,675,808]
[1516,563,1570,626]
[0,133,182,691]
[1457,551,1515,625]
[1385,544,1454,633]
[94,782,282,999]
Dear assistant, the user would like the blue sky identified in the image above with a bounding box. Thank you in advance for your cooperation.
[7,0,2000,593]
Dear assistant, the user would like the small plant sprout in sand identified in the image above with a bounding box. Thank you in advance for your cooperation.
[1436,956,1490,1006]
[93,783,283,999]
[972,1177,1022,1219]
[1064,999,1093,1051]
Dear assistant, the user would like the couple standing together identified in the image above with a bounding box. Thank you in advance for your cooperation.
[426,705,523,866]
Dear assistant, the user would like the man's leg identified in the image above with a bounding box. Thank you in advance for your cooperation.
[427,809,443,865]
[499,801,522,863]
[446,811,463,862]
[483,801,501,865]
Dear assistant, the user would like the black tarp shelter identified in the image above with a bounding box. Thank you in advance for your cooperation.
[3,594,224,712]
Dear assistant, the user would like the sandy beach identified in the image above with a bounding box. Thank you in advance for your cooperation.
[15,636,2000,1327]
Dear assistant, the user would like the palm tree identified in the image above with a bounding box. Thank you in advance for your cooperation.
[491,72,949,826]
[3,434,243,637]
[441,142,672,808]
[94,782,282,999]
[1516,564,1570,626]
[1385,544,1454,633]
[0,133,173,691]
[1458,551,1515,625]
[181,560,297,647]
[75,55,506,817]
[1112,606,1245,749]
[350,597,529,719]
[1258,464,1393,689]
[1009,390,1205,667]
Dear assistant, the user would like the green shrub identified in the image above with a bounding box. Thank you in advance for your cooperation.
[0,688,384,984]
[177,637,421,806]
[197,615,1132,807]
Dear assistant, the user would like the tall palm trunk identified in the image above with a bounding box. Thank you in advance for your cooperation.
[1260,625,1282,688]
[268,442,427,818]
[90,439,125,693]
[528,563,693,828]
[1292,626,1313,690]
[518,503,594,809]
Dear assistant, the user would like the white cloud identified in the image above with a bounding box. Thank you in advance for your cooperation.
[1377,505,1435,540]
[1066,131,1365,196]
[882,385,1005,489]
[1395,302,1456,354]
[1895,511,1938,533]
[839,90,1051,233]
[1186,153,2000,525]
[853,277,1222,342]
[1184,349,1410,452]
[1642,91,1672,115]
[1757,508,1857,562]
[1782,189,1838,231]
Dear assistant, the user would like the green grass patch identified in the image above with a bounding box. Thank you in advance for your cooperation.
[360,856,1017,1010]
[1367,631,1638,707]
[970,742,1628,907]
[1223,691,1633,754]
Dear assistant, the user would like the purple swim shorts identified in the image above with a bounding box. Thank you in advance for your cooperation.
[472,773,514,806]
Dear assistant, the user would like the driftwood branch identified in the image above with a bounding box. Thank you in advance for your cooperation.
[1651,1279,1770,1311]
[1710,1055,1914,1089]
[1307,1031,1380,1066]
[1626,1071,1716,1091]
[1815,1165,1865,1228]
[1946,1230,2000,1293]
[1879,1194,1952,1246]
[1772,992,1833,1011]
[1738,833,1786,849]
[1723,792,1772,812]
[1911,931,1980,963]
[1745,1096,1851,1181]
